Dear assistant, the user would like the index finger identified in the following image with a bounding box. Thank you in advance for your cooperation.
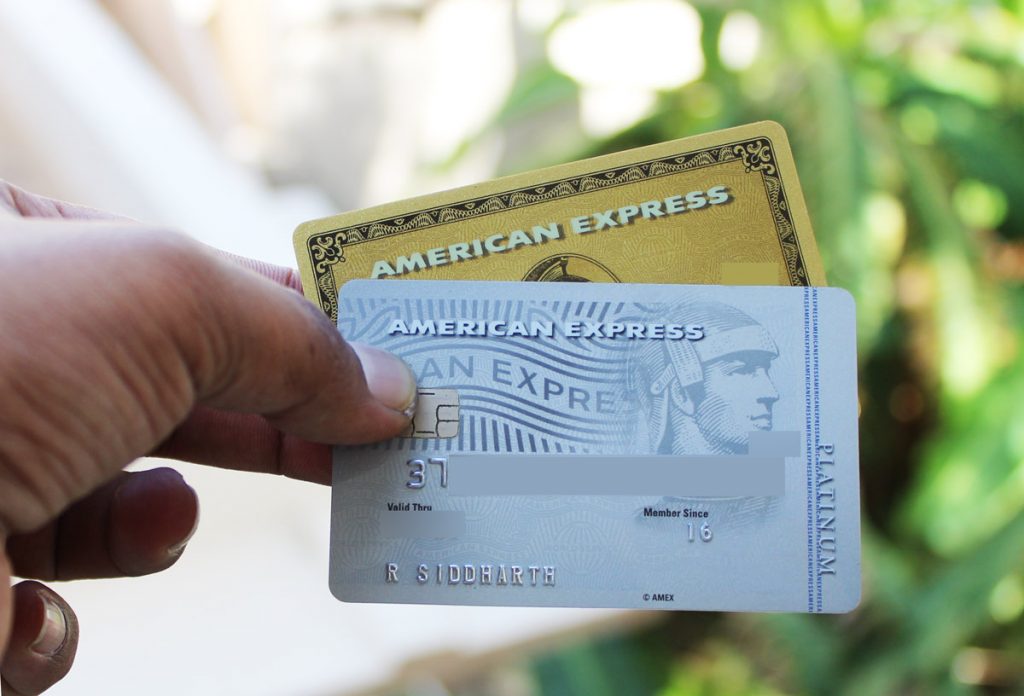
[0,180,124,221]
[154,407,333,484]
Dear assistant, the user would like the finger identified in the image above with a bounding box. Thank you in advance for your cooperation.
[0,180,124,221]
[0,582,78,696]
[154,340,410,480]
[193,247,413,440]
[156,247,330,484]
[0,229,415,537]
[192,243,334,471]
[212,249,303,293]
[154,407,331,484]
[173,246,417,442]
[5,468,198,581]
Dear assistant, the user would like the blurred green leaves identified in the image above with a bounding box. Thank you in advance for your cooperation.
[656,642,790,696]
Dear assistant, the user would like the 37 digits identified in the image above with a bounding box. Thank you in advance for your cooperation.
[406,457,448,489]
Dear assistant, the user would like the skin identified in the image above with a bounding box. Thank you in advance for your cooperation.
[0,182,417,695]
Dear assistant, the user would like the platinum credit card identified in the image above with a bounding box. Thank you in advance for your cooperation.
[331,281,861,613]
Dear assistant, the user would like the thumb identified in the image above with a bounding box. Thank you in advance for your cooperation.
[0,581,78,696]
[0,550,9,659]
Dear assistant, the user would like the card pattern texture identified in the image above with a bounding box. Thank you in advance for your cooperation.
[331,281,860,613]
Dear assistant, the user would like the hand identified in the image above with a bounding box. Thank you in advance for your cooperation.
[0,182,416,694]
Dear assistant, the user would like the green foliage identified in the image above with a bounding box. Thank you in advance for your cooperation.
[656,642,792,696]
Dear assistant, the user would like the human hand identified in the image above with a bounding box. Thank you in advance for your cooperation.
[0,182,416,694]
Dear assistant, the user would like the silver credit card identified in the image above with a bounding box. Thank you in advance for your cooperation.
[331,280,861,613]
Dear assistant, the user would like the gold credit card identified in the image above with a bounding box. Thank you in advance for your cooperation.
[294,121,825,321]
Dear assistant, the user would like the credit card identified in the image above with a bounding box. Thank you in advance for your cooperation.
[331,280,861,613]
[296,121,826,323]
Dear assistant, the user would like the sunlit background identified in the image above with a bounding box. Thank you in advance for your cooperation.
[3,0,1024,693]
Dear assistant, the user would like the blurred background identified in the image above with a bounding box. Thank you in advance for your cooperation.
[3,0,1024,693]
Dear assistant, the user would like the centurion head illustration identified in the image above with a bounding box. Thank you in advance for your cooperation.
[628,301,780,456]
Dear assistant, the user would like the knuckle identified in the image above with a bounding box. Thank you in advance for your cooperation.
[132,229,209,288]
[112,229,212,314]
[125,230,228,390]
[0,415,84,536]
